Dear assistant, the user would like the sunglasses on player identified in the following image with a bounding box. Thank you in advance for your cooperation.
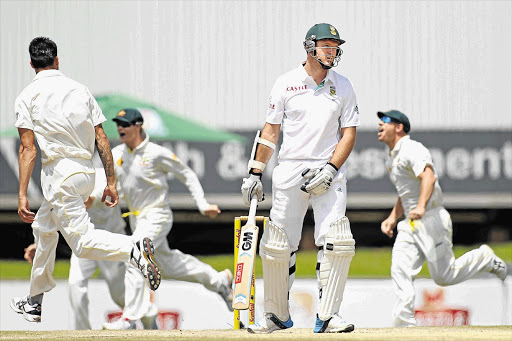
[381,116,401,124]
[116,121,133,128]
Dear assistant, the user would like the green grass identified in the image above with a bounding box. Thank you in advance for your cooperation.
[1,243,510,280]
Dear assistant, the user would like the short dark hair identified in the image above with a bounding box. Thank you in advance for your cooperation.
[29,37,57,68]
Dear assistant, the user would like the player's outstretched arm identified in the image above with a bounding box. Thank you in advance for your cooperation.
[94,124,118,207]
[158,147,215,215]
[17,128,37,223]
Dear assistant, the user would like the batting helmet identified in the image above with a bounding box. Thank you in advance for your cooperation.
[303,23,345,52]
[303,23,344,69]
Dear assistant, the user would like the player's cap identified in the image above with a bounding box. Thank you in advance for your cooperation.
[305,23,345,45]
[113,108,144,125]
[377,110,411,133]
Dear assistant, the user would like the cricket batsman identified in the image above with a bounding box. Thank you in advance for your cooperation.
[241,23,359,333]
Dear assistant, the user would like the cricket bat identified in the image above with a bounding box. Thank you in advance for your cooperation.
[233,195,259,310]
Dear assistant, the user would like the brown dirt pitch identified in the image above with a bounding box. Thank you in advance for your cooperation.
[1,326,511,341]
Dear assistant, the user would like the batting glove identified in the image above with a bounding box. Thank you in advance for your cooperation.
[241,173,265,207]
[300,163,338,196]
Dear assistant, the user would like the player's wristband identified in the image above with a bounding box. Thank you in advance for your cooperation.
[326,162,339,172]
[249,169,262,178]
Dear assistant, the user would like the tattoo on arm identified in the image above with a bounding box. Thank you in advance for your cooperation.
[95,125,115,181]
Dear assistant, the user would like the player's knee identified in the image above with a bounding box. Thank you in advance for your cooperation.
[323,217,355,256]
[71,241,88,258]
[260,221,290,262]
[430,266,452,286]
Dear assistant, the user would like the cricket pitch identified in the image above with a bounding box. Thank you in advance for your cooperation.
[1,326,511,341]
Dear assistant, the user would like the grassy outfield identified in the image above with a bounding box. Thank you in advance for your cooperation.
[1,242,510,280]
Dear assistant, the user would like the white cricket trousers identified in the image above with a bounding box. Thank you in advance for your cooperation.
[391,207,495,327]
[121,207,224,320]
[270,179,347,250]
[269,178,348,309]
[68,254,126,329]
[30,171,133,298]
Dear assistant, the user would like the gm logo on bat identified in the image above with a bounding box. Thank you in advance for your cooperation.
[242,231,254,251]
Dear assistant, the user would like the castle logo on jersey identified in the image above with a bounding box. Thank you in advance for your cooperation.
[330,86,336,96]
[286,85,307,92]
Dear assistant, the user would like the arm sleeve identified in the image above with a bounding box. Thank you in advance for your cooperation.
[159,146,210,213]
[266,77,285,125]
[86,87,106,127]
[14,96,34,130]
[409,144,434,177]
[339,79,361,128]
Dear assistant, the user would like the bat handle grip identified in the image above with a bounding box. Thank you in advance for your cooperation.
[247,195,258,226]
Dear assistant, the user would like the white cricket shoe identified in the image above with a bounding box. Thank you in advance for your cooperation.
[131,237,161,291]
[481,245,507,281]
[314,313,354,333]
[141,303,159,329]
[102,317,136,330]
[218,269,234,311]
[10,295,42,322]
[248,313,293,334]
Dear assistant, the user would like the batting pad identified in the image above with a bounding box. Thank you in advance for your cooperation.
[318,216,355,320]
[260,221,291,322]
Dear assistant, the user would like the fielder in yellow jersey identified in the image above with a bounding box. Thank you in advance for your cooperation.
[377,110,508,327]
[102,108,233,330]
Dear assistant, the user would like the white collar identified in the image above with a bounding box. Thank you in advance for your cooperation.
[128,133,150,153]
[389,135,410,156]
[297,64,334,85]
[33,69,64,81]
